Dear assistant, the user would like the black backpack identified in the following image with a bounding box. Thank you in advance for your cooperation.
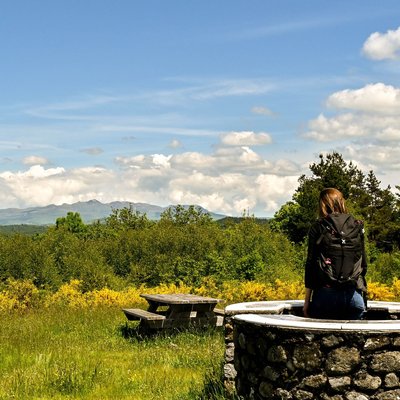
[316,213,364,286]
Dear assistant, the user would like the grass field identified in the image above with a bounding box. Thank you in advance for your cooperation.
[0,307,225,399]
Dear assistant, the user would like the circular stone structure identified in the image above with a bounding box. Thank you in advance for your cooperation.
[223,300,400,399]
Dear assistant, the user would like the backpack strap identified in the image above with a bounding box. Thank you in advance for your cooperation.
[316,218,336,246]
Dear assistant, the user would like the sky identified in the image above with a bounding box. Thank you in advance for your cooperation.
[1,0,400,217]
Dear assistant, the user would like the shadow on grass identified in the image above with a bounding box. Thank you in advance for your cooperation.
[118,321,223,341]
[118,322,157,341]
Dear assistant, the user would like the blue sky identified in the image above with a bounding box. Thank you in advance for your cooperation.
[1,1,400,216]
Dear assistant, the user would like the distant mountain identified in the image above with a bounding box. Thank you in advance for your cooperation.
[0,200,226,226]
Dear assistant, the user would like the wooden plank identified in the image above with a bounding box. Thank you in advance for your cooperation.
[122,308,166,321]
[140,293,222,305]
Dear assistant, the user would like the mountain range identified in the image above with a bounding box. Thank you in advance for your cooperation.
[0,200,226,226]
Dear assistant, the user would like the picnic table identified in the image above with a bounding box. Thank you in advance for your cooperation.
[122,293,223,331]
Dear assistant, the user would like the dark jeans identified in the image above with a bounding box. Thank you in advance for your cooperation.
[310,286,365,320]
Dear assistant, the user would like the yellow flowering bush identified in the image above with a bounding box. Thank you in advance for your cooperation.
[44,279,87,308]
[367,281,395,301]
[145,282,194,295]
[2,278,400,312]
[194,277,220,298]
[0,292,17,312]
[87,286,147,308]
[267,279,305,300]
[390,278,400,301]
[0,279,40,311]
[86,287,124,307]
[237,281,270,302]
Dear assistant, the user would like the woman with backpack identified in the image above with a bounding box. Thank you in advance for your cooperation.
[303,188,367,320]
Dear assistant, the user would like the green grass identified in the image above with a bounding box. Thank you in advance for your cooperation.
[0,307,225,399]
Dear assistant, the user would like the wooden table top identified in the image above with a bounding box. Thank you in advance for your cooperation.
[140,293,222,305]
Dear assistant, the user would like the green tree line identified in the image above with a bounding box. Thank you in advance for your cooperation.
[0,152,398,291]
[0,205,299,292]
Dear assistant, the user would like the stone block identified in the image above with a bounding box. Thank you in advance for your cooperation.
[293,342,322,371]
[353,370,382,390]
[371,351,400,373]
[326,347,360,375]
[384,372,399,388]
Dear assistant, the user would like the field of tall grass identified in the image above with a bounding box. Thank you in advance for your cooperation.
[0,306,225,399]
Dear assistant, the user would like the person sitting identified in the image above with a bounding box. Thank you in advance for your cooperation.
[303,188,367,320]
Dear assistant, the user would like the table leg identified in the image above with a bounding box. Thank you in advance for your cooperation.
[146,300,160,313]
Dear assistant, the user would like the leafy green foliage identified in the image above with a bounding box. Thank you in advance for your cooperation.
[368,251,400,284]
[105,205,153,231]
[56,212,87,235]
[0,206,302,290]
[0,224,47,235]
[160,204,213,225]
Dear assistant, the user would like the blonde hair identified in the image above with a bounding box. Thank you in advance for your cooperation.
[319,188,347,218]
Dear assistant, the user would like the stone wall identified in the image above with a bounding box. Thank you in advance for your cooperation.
[234,320,400,399]
[222,301,400,399]
[223,313,237,394]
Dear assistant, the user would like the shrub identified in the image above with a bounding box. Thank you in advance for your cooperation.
[0,279,40,311]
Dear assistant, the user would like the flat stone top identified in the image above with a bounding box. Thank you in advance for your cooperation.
[234,313,400,332]
[225,300,400,315]
[228,300,400,332]
[225,300,303,315]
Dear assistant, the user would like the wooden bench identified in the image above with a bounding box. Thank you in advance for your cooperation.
[122,308,166,322]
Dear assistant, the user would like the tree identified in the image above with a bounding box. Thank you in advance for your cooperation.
[363,173,399,251]
[55,212,87,235]
[160,205,213,225]
[105,205,152,231]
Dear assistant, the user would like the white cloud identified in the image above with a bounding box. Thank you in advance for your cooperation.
[362,26,400,60]
[303,113,366,141]
[153,79,275,103]
[341,143,400,171]
[376,127,400,141]
[167,171,298,216]
[0,142,302,216]
[255,174,299,212]
[171,152,215,171]
[221,131,272,146]
[302,80,400,189]
[304,83,400,142]
[1,165,65,179]
[305,112,400,142]
[22,155,49,165]
[115,154,172,169]
[169,172,258,214]
[327,83,400,114]
[153,154,172,169]
[28,80,275,121]
[251,106,276,116]
[25,94,123,119]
